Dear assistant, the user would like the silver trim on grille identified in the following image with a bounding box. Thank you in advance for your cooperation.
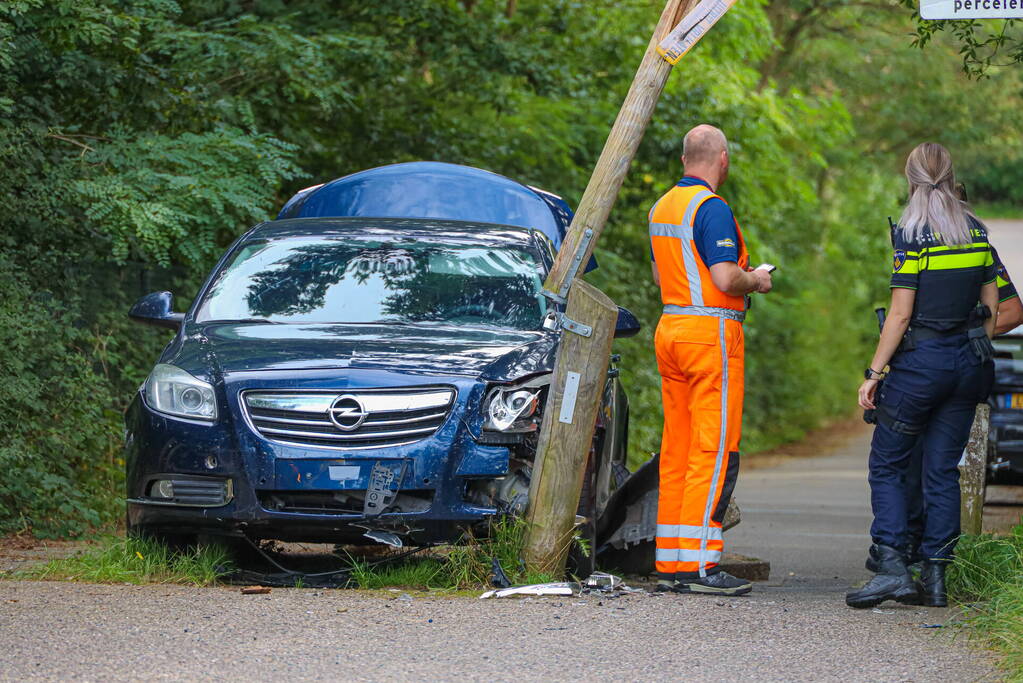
[241,388,455,451]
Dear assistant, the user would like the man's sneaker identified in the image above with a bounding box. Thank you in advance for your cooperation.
[671,571,753,596]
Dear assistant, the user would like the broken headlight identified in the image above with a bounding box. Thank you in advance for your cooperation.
[144,364,218,421]
[483,387,540,432]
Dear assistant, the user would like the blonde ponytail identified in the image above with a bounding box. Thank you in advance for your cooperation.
[897,143,980,246]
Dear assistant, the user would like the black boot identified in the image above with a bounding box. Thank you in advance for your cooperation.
[846,544,920,609]
[918,560,948,607]
[866,544,923,576]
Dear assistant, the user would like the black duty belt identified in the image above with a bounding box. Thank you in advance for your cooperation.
[904,323,968,344]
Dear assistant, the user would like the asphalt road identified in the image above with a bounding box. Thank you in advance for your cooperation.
[0,424,998,682]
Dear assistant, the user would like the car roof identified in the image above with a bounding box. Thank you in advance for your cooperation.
[276,161,569,249]
[245,216,550,250]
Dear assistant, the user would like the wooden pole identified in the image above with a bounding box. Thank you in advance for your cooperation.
[522,281,618,574]
[960,403,990,536]
[542,0,694,299]
[523,0,698,575]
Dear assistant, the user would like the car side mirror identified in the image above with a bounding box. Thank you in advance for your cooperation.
[129,291,185,331]
[614,306,641,339]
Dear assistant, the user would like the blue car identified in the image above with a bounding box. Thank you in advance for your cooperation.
[124,164,637,568]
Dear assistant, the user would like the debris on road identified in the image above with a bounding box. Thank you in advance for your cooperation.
[480,582,580,599]
[582,571,622,592]
[240,586,271,595]
[489,557,512,588]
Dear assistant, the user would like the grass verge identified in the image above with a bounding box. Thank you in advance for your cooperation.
[15,535,234,586]
[948,524,1023,679]
[348,516,557,590]
[11,517,558,591]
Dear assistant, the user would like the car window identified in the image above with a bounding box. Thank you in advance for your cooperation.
[195,237,547,330]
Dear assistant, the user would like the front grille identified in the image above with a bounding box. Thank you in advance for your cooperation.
[242,388,455,450]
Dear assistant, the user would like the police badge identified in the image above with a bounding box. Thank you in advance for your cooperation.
[893,249,906,272]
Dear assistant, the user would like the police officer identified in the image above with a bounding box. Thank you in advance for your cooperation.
[866,248,1021,602]
[847,142,999,609]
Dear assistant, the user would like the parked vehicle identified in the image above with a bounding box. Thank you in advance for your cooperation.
[990,328,1023,484]
[125,164,638,574]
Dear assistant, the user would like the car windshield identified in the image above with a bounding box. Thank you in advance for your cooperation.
[194,236,547,330]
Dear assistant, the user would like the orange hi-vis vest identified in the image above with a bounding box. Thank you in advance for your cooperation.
[649,184,749,313]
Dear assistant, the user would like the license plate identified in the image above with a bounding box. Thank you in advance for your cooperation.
[275,459,408,490]
[1001,394,1023,410]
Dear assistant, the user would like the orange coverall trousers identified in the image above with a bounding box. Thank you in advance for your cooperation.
[654,313,744,579]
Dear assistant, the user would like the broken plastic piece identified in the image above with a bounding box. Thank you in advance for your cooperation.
[490,557,512,588]
[364,462,399,517]
[583,571,623,591]
[480,581,580,599]
[362,529,404,547]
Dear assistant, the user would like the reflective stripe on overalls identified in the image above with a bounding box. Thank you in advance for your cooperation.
[650,184,748,579]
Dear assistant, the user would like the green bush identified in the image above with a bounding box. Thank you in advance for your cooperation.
[0,257,123,536]
[0,0,1019,536]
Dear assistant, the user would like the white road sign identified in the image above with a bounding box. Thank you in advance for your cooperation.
[657,0,737,65]
[921,0,1023,18]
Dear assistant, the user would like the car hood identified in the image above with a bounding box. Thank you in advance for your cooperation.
[174,322,557,381]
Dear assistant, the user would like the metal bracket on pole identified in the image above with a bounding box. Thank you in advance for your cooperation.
[541,311,592,338]
[542,289,567,305]
[561,315,592,338]
[557,228,596,300]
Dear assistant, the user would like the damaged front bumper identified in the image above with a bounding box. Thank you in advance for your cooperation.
[124,376,528,546]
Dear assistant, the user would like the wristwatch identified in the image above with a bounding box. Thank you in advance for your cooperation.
[864,367,885,380]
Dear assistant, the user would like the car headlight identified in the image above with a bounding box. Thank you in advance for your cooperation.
[144,364,218,421]
[484,387,540,432]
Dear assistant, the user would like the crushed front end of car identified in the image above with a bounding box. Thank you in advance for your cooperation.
[124,218,624,550]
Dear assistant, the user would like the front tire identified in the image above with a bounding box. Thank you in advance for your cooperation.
[567,455,597,579]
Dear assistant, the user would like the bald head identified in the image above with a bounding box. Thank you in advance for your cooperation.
[681,124,729,190]
[683,125,727,165]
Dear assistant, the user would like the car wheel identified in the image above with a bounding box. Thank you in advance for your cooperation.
[567,454,597,579]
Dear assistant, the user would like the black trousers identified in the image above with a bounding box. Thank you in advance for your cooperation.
[868,335,993,560]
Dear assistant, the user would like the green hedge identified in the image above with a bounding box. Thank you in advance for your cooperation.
[0,0,1015,536]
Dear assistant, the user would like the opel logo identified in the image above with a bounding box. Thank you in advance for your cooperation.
[328,395,368,431]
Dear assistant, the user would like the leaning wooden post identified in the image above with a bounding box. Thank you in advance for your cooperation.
[521,0,698,575]
[960,403,990,536]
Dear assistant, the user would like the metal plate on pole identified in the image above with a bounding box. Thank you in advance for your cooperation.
[558,371,582,424]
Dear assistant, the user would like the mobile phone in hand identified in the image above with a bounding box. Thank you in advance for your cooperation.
[755,263,777,273]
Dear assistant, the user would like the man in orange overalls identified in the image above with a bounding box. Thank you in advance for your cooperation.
[649,124,772,595]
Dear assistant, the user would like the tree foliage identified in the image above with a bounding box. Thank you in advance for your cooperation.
[896,0,1023,78]
[1,0,1020,535]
